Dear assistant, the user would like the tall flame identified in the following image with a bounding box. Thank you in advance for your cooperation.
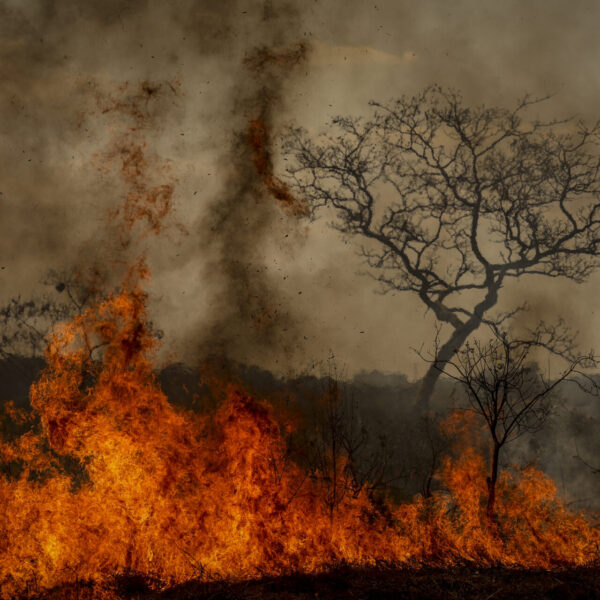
[1,77,598,598]
[0,271,598,598]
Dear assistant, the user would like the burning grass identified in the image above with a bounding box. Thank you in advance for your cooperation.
[0,275,599,599]
[2,61,597,599]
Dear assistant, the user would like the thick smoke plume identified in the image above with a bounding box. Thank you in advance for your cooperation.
[0,0,313,369]
[199,38,311,367]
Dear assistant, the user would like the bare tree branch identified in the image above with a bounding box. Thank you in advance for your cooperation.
[283,86,600,407]
[417,320,599,522]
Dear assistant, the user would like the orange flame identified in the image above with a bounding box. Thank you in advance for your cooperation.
[1,74,598,598]
[0,279,598,598]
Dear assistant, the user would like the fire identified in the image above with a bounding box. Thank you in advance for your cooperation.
[0,275,598,598]
[1,77,598,598]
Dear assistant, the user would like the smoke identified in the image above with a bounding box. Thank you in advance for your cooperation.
[1,0,599,514]
[197,38,310,368]
[173,1,314,369]
[0,0,315,371]
[2,0,600,377]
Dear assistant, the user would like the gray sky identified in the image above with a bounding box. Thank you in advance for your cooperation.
[1,0,600,376]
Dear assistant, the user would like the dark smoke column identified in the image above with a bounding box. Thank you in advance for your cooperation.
[199,15,310,369]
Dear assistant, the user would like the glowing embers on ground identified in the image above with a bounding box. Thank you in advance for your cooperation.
[0,281,598,598]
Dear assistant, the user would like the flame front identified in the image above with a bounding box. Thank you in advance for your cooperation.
[0,273,598,598]
[0,77,598,599]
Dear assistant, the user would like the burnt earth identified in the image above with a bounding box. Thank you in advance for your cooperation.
[29,566,600,600]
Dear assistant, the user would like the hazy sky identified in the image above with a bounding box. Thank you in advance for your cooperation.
[1,0,600,377]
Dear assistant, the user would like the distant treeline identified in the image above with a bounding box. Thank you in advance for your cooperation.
[1,355,598,509]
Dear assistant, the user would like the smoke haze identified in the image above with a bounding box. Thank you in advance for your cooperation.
[1,0,600,375]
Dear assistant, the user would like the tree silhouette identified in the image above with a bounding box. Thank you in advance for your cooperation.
[424,321,598,522]
[284,86,600,407]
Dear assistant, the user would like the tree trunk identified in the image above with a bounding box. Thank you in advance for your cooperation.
[486,440,500,524]
[416,319,483,409]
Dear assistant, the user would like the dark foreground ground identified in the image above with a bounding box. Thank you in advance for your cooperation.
[28,566,600,600]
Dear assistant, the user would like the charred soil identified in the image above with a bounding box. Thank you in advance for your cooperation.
[28,566,600,600]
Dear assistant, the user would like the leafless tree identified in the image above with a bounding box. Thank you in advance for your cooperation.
[417,412,451,499]
[424,321,598,522]
[0,268,105,359]
[284,85,600,407]
[300,360,402,517]
[573,442,600,477]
